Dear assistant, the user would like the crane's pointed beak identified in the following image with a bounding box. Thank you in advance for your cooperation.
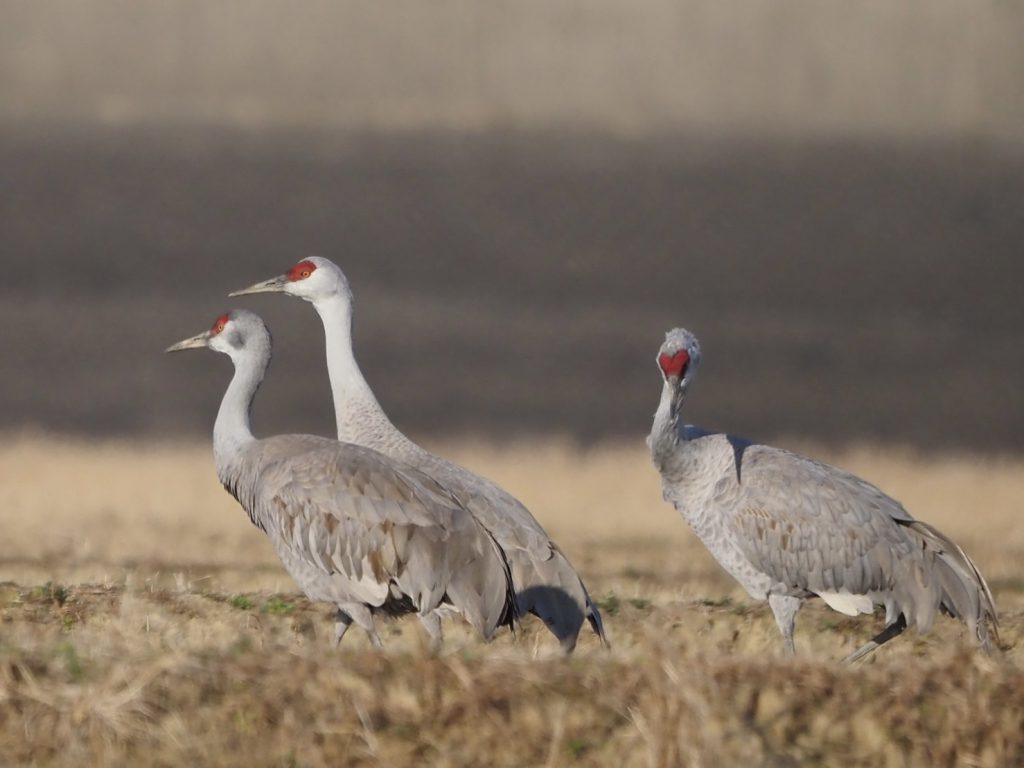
[165,331,211,353]
[228,275,288,297]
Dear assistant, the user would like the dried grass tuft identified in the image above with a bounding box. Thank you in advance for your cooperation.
[1,434,1021,766]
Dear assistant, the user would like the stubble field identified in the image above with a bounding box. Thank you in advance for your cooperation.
[0,433,1021,766]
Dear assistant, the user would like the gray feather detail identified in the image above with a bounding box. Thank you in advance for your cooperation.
[396,448,608,651]
[220,434,517,639]
[901,519,998,649]
[649,326,998,657]
[712,444,997,641]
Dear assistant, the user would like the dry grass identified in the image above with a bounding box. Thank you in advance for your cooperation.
[1,433,1022,766]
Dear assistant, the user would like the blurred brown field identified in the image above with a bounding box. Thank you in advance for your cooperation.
[1,433,1022,766]
[2,130,1022,452]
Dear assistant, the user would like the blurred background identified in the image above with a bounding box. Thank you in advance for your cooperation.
[2,0,1022,451]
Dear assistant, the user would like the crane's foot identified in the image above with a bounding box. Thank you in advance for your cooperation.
[842,615,907,665]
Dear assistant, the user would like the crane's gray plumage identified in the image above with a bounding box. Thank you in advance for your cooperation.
[167,310,516,646]
[230,257,607,652]
[649,327,997,661]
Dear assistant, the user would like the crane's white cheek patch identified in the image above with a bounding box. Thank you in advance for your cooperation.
[818,591,874,616]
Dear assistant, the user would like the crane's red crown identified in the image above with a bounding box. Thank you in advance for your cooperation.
[210,313,230,336]
[658,350,690,377]
[287,260,317,282]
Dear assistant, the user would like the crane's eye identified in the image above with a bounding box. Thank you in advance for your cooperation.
[287,260,318,281]
[210,314,230,335]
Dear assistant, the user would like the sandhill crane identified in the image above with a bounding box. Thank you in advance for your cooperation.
[649,327,997,662]
[230,258,607,652]
[166,309,517,647]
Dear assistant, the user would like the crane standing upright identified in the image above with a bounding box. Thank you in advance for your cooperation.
[230,257,607,653]
[648,327,997,662]
[167,310,517,647]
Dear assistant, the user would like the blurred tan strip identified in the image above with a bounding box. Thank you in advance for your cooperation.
[0,1,1022,140]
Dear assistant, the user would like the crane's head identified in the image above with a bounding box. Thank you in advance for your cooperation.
[165,309,270,361]
[657,328,701,390]
[228,256,352,305]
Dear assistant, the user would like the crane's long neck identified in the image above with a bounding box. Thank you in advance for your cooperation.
[213,336,269,474]
[649,378,688,470]
[314,294,412,451]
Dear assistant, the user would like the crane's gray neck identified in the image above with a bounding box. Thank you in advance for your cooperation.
[314,294,412,451]
[213,334,269,474]
[649,379,688,470]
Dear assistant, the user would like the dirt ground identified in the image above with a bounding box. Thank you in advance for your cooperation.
[1,435,1021,766]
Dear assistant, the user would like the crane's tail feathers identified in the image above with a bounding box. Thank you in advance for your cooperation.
[574,579,609,648]
[905,520,999,650]
[513,547,607,653]
[485,528,520,638]
[552,543,609,648]
[584,591,610,648]
[495,534,521,635]
[445,524,519,642]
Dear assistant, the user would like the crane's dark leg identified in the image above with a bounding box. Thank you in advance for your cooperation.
[768,594,802,657]
[335,608,354,647]
[336,604,383,649]
[419,611,443,651]
[842,614,907,665]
